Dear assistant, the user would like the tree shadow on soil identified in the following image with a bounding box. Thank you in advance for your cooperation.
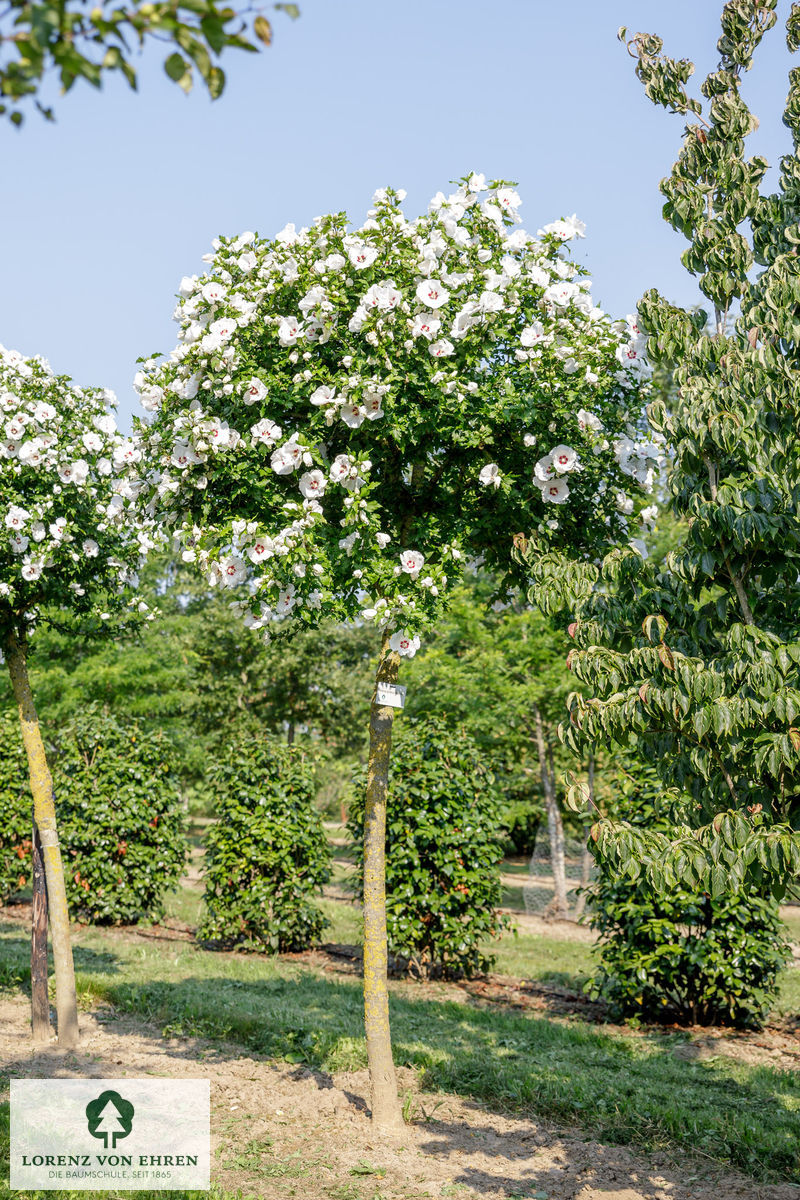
[73,971,800,1185]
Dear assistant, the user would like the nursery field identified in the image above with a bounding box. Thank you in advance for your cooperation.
[4,4,800,1200]
[2,833,800,1200]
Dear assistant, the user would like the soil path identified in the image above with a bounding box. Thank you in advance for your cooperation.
[1,995,794,1200]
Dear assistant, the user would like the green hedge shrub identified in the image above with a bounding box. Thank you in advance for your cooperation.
[58,710,187,923]
[587,872,789,1027]
[587,787,789,1027]
[0,708,187,924]
[348,717,507,979]
[198,734,331,952]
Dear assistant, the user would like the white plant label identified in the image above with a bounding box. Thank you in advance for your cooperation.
[375,682,407,709]
[10,1079,210,1190]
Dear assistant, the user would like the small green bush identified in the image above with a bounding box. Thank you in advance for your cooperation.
[587,781,790,1028]
[0,708,187,924]
[58,709,187,923]
[348,717,507,979]
[587,871,789,1027]
[198,734,331,952]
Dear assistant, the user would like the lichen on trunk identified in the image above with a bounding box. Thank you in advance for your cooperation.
[6,631,78,1049]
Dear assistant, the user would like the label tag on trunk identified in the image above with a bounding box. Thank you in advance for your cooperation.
[375,682,406,709]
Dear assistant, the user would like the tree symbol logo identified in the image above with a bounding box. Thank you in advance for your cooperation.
[85,1090,135,1149]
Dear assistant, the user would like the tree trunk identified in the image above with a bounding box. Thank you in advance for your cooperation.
[534,706,569,919]
[6,632,79,1049]
[30,821,50,1043]
[362,634,404,1133]
[573,756,595,920]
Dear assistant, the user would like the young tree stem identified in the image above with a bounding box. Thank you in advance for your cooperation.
[534,705,569,919]
[362,633,404,1132]
[6,631,78,1048]
[30,821,50,1043]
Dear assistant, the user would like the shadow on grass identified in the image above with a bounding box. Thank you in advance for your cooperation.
[0,938,120,993]
[68,971,800,1185]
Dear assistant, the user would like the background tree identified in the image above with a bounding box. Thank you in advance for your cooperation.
[0,342,146,1046]
[403,578,588,917]
[133,174,653,1130]
[526,0,800,899]
[0,0,299,124]
[5,550,378,811]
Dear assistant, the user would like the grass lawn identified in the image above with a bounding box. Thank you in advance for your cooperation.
[1,912,799,1186]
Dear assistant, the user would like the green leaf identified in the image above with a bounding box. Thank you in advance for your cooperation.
[164,51,187,81]
[207,65,225,98]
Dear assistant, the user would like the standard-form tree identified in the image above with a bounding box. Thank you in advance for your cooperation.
[0,343,146,1045]
[133,175,653,1128]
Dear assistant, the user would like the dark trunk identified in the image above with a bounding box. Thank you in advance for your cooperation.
[30,821,50,1043]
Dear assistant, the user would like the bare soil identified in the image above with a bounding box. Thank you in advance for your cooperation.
[1,995,796,1200]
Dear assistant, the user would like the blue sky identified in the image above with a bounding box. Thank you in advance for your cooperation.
[0,0,795,428]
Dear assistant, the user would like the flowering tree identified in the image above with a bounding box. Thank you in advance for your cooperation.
[0,343,146,1047]
[529,2,800,903]
[133,174,654,1130]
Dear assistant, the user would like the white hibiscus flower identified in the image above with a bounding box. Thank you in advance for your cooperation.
[243,378,268,405]
[533,454,555,484]
[389,629,421,658]
[341,404,366,429]
[541,479,570,504]
[248,537,274,563]
[551,445,579,473]
[309,384,337,407]
[348,243,379,270]
[299,470,327,499]
[21,558,44,581]
[219,555,247,587]
[478,463,502,488]
[250,418,282,446]
[400,550,424,577]
[576,408,603,433]
[5,505,29,530]
[415,280,450,309]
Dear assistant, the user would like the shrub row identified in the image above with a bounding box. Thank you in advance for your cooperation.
[1,709,789,1021]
